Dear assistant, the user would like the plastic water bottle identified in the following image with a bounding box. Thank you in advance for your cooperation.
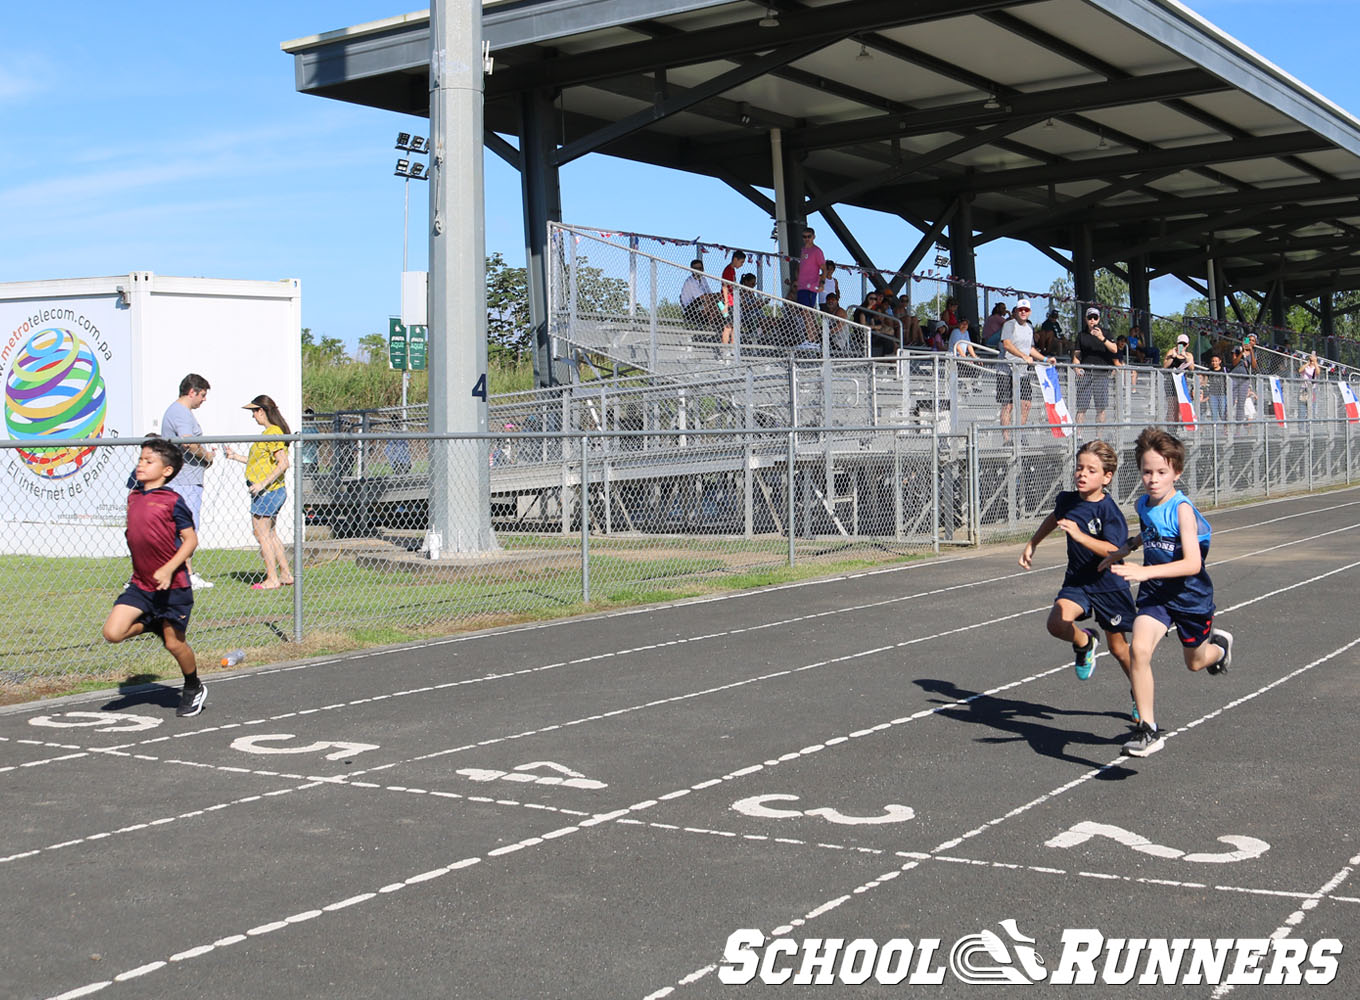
[220,649,246,668]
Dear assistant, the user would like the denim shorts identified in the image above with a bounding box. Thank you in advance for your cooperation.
[250,486,287,518]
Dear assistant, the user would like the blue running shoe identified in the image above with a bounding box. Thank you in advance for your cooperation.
[1073,631,1099,681]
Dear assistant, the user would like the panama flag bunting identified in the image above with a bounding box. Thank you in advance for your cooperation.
[1038,364,1073,438]
[1341,381,1360,424]
[1173,372,1197,429]
[1269,376,1287,426]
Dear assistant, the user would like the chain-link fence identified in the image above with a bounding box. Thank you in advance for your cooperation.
[2,400,1357,695]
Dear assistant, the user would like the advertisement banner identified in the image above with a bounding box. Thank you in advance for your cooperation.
[1,296,132,525]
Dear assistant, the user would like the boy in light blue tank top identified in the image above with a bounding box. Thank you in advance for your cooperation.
[1100,428,1232,757]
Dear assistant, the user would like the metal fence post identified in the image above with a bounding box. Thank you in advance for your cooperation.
[969,422,981,545]
[786,429,796,567]
[292,437,304,643]
[1262,417,1270,498]
[580,432,590,603]
[648,258,658,370]
[893,433,904,542]
[931,422,940,555]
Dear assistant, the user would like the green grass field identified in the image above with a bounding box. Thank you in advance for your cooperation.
[0,535,927,703]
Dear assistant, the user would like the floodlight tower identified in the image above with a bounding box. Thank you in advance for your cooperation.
[427,0,496,554]
[393,135,428,412]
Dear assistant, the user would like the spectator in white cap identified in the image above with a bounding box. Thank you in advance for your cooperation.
[1162,332,1196,424]
[995,298,1054,440]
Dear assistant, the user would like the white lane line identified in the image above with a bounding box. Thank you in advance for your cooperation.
[337,603,1053,779]
[39,623,1359,1000]
[1,775,590,868]
[641,628,1360,997]
[615,818,1360,906]
[74,565,1059,754]
[1211,852,1360,999]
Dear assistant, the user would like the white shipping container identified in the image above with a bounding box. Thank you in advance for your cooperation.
[0,272,302,556]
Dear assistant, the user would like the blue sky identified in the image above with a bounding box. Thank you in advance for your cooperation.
[1,1,1353,349]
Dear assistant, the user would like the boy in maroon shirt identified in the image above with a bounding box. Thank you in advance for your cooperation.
[102,437,206,717]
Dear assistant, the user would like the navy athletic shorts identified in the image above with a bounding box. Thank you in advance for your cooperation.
[114,584,193,634]
[1137,603,1214,648]
[1056,585,1135,633]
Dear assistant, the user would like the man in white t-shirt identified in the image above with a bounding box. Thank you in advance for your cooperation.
[994,298,1055,438]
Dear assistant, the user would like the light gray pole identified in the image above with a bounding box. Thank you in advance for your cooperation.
[428,0,495,553]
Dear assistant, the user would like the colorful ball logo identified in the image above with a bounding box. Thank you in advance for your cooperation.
[4,327,108,479]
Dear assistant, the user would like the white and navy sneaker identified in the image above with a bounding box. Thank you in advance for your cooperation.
[189,573,214,590]
[176,684,207,718]
[1206,628,1233,675]
[1122,721,1164,757]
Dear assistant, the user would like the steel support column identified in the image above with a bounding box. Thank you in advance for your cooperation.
[949,197,977,330]
[428,0,494,552]
[521,88,563,388]
[1129,253,1151,334]
[1073,225,1095,306]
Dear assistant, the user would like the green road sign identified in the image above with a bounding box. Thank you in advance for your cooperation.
[408,324,427,371]
[388,317,407,371]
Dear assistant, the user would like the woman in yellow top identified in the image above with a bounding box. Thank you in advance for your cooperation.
[224,395,293,589]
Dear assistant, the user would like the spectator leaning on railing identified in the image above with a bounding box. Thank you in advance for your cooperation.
[995,299,1055,439]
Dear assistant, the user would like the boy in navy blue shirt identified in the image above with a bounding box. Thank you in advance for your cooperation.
[1101,427,1231,757]
[101,437,206,717]
[1020,440,1136,707]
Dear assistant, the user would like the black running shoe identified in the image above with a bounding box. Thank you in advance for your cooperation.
[1122,721,1164,758]
[176,684,207,718]
[1206,628,1233,676]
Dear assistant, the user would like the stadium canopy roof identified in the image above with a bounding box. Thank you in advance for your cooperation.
[283,0,1360,307]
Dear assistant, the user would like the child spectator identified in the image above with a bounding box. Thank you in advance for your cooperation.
[1100,427,1233,757]
[719,250,746,345]
[1019,440,1136,704]
[101,437,206,717]
[818,261,840,306]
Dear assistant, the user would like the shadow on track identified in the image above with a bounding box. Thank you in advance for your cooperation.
[915,677,1136,777]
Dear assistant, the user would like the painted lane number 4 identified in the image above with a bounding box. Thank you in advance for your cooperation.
[1046,821,1269,863]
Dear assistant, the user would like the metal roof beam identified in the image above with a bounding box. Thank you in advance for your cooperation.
[805,115,1049,213]
[1083,177,1360,228]
[553,35,832,165]
[902,131,1330,199]
[769,69,1227,155]
[976,168,1181,245]
[486,0,1029,97]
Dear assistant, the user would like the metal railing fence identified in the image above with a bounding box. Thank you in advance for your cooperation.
[1,414,1355,692]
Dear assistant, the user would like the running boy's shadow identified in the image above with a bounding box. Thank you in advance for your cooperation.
[100,675,182,711]
[916,678,1134,777]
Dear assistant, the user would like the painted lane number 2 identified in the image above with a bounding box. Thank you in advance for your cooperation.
[1046,821,1269,863]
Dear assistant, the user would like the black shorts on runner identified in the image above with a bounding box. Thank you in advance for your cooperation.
[114,584,193,634]
[1056,585,1135,633]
